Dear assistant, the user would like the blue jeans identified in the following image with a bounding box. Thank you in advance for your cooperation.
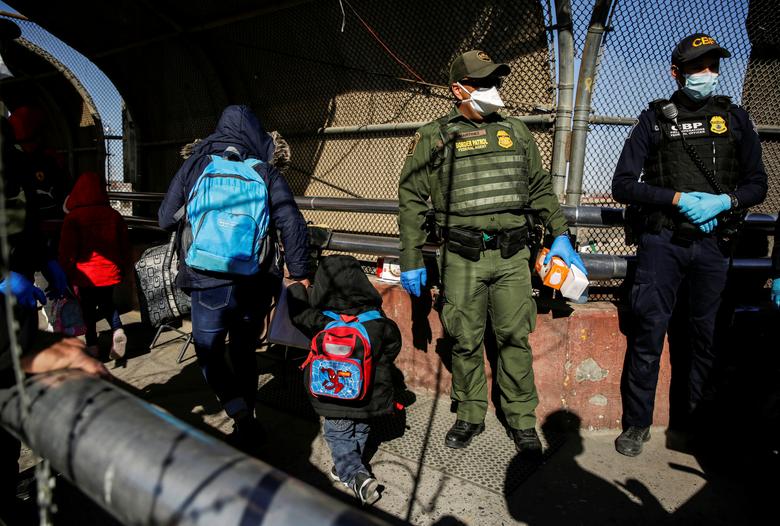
[190,278,278,418]
[322,418,370,484]
[80,286,122,346]
[623,228,729,428]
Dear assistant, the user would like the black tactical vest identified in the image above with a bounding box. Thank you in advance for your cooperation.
[643,95,739,194]
[435,118,530,216]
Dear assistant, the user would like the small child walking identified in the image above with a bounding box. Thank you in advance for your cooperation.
[59,172,130,359]
[287,255,402,505]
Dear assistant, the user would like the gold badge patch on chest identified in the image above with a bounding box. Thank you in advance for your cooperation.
[497,130,513,149]
[710,115,727,134]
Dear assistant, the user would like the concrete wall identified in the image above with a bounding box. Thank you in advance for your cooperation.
[119,229,667,431]
[376,279,670,431]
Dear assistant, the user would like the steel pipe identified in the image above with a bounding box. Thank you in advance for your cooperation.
[107,191,168,203]
[325,232,773,280]
[579,253,629,280]
[551,0,575,199]
[284,115,554,138]
[102,192,780,230]
[326,232,403,256]
[731,257,773,270]
[0,371,387,526]
[296,196,399,214]
[105,192,777,231]
[563,205,624,226]
[566,0,614,208]
[589,115,636,126]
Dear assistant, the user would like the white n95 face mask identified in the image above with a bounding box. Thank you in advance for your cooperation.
[458,83,505,116]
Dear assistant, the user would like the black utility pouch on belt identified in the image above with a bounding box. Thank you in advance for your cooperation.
[498,226,528,259]
[446,227,482,262]
[671,221,701,247]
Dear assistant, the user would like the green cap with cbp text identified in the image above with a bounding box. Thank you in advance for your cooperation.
[449,50,510,84]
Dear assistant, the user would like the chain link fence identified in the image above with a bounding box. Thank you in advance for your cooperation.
[7,0,778,277]
[196,0,557,238]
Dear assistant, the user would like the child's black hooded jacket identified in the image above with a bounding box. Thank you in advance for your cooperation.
[287,255,402,419]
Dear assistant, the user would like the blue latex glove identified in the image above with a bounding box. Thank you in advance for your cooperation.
[0,271,47,309]
[676,192,701,215]
[43,259,68,299]
[698,217,718,234]
[545,234,588,276]
[401,267,427,297]
[681,192,731,225]
[771,280,780,310]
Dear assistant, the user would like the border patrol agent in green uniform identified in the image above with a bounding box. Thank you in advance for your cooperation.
[398,50,587,453]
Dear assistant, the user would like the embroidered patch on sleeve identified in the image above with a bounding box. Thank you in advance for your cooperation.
[407,132,421,156]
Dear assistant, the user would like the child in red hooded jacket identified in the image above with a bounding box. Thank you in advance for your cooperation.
[59,172,130,359]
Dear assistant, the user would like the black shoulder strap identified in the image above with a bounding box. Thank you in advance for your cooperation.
[711,95,732,112]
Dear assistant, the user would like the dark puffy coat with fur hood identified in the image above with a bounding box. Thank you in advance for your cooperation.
[158,105,308,290]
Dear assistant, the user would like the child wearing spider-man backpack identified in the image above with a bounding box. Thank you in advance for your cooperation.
[287,254,402,506]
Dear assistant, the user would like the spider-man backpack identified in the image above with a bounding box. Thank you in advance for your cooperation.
[300,310,382,400]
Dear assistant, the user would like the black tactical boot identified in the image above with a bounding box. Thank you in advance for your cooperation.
[445,419,485,449]
[509,427,543,455]
[615,426,650,457]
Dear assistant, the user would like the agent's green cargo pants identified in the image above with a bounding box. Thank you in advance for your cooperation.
[439,245,538,430]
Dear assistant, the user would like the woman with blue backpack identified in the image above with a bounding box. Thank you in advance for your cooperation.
[158,105,310,451]
[287,255,402,506]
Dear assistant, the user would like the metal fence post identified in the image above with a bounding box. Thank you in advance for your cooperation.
[551,0,575,200]
[565,0,614,207]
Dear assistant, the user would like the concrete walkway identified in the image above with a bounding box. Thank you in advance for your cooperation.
[18,312,764,525]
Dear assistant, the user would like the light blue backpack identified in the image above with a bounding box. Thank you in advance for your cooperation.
[182,152,270,275]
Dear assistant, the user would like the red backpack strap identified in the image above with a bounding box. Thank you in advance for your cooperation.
[299,329,324,370]
[339,314,358,323]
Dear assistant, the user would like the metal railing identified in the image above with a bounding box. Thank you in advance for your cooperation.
[0,370,389,526]
[107,192,777,281]
[108,191,778,228]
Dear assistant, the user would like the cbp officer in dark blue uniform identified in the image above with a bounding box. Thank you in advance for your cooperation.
[611,34,768,456]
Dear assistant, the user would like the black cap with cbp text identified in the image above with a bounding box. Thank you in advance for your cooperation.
[671,33,731,65]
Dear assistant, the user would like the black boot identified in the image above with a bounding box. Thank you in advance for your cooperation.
[615,426,650,457]
[229,414,266,454]
[445,419,485,449]
[508,427,543,455]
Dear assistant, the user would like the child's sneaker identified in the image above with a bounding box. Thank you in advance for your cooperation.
[349,472,380,505]
[329,466,348,487]
[110,328,127,360]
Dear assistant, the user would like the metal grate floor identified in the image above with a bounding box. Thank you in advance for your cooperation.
[255,356,563,496]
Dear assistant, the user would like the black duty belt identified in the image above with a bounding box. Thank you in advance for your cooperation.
[444,226,528,261]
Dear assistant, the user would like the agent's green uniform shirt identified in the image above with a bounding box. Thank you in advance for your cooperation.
[398,107,568,271]
[397,106,569,429]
